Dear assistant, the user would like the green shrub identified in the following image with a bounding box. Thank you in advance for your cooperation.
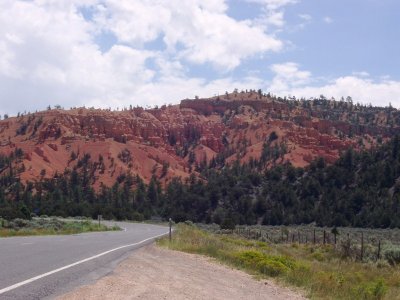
[355,279,387,300]
[220,217,236,230]
[184,220,194,226]
[383,245,400,265]
[311,251,325,262]
[220,236,263,248]
[9,218,29,228]
[257,258,290,276]
[234,250,297,277]
[375,259,390,269]
[132,212,144,221]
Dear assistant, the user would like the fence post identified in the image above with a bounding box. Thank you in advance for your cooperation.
[169,218,172,242]
[347,233,351,258]
[377,240,381,260]
[313,229,316,244]
[360,232,364,262]
[298,231,301,243]
[323,230,326,245]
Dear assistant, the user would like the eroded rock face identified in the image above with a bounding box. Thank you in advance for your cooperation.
[1,91,398,187]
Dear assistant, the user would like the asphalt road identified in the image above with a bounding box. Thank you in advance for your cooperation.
[0,222,169,300]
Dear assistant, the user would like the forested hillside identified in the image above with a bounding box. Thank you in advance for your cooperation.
[2,136,400,228]
[162,135,400,228]
[1,91,398,189]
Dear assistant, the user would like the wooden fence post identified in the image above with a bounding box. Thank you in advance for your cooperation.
[323,230,326,245]
[169,218,172,242]
[360,232,364,262]
[347,233,351,258]
[313,229,316,244]
[377,240,381,260]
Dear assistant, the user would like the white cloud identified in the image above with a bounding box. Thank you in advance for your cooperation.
[0,0,286,116]
[94,0,282,70]
[323,16,333,24]
[298,14,312,21]
[269,62,311,91]
[268,63,400,107]
[246,0,296,30]
[245,0,297,10]
[1,0,399,118]
[290,77,400,107]
[262,10,285,27]
[352,71,370,77]
[291,13,312,31]
[119,76,265,110]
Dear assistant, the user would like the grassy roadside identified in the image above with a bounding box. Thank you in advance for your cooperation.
[0,217,120,237]
[158,224,400,300]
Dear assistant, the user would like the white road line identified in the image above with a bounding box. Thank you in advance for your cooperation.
[0,231,169,295]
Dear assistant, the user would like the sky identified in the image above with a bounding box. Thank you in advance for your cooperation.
[0,0,399,117]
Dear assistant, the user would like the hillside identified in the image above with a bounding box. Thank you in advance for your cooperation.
[0,90,398,189]
[1,91,400,224]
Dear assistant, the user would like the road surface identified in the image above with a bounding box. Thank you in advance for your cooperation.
[0,222,168,299]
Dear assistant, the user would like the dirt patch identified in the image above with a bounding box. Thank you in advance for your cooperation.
[58,244,306,300]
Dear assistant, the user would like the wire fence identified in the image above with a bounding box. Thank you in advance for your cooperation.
[197,224,400,263]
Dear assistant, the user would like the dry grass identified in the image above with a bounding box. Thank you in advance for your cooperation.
[158,224,400,300]
[0,217,119,237]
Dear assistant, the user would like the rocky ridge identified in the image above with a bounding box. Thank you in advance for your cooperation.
[0,90,398,188]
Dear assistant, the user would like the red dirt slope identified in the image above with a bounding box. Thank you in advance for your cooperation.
[0,91,396,187]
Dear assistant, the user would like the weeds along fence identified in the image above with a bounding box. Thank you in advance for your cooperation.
[197,224,400,264]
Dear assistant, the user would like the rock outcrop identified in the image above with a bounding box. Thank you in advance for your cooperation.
[1,91,398,187]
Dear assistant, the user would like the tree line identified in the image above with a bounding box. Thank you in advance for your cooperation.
[2,136,400,228]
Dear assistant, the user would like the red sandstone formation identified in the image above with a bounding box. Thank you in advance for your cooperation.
[0,91,396,187]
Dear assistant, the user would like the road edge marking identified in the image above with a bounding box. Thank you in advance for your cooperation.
[0,231,169,295]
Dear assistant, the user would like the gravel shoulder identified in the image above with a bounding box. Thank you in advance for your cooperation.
[58,244,306,300]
